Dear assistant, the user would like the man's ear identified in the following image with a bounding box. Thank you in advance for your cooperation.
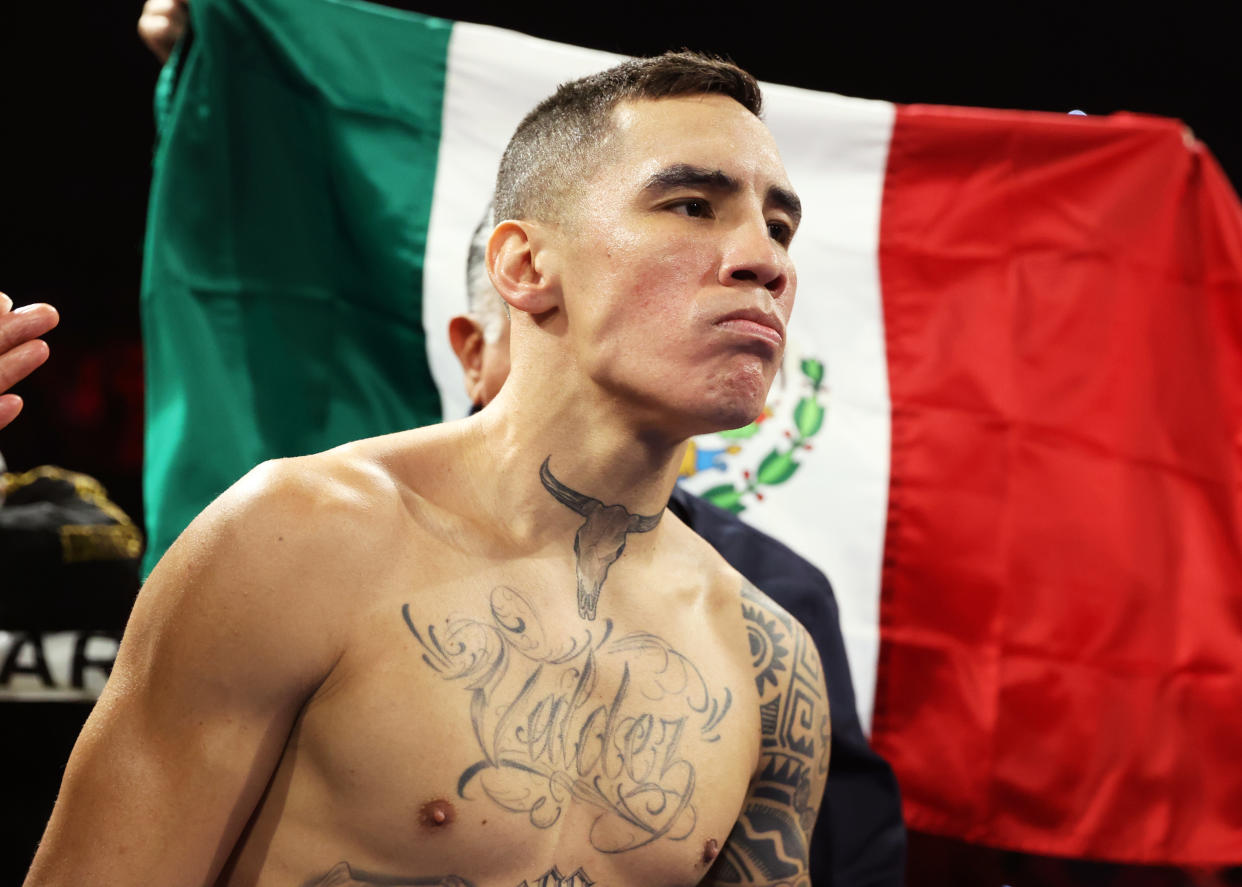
[488,220,560,315]
[448,315,486,405]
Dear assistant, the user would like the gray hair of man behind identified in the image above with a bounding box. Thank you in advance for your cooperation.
[465,204,509,344]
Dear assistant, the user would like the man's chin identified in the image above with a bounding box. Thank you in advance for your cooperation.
[672,395,769,440]
[600,367,773,441]
[711,372,775,429]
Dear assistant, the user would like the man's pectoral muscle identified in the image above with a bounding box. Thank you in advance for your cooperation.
[402,584,732,854]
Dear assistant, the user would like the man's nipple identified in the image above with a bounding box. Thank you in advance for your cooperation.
[419,799,456,829]
[701,837,719,864]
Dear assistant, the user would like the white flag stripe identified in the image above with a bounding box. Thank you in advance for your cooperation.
[743,82,894,731]
[425,23,895,731]
[425,24,622,423]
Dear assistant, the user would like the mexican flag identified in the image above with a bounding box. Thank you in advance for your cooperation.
[141,0,1242,865]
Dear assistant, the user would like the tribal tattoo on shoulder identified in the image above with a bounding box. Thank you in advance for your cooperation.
[306,861,595,887]
[403,586,731,854]
[704,582,830,887]
[539,457,662,621]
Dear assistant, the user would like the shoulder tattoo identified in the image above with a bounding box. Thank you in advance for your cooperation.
[705,581,830,887]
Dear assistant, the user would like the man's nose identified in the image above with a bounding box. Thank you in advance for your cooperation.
[718,219,789,294]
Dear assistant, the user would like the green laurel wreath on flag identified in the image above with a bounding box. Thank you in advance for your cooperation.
[699,358,827,514]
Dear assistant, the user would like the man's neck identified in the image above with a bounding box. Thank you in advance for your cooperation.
[452,378,687,620]
[472,377,687,527]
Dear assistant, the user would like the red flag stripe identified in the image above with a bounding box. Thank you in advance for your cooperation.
[873,103,1242,864]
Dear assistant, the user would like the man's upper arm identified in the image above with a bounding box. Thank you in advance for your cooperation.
[705,581,830,887]
[23,461,353,887]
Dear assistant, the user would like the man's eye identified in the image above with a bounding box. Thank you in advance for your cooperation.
[673,199,712,218]
[768,221,793,245]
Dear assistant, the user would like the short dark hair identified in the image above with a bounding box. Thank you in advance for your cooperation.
[493,51,763,225]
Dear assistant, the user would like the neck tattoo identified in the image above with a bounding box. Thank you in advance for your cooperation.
[539,457,662,620]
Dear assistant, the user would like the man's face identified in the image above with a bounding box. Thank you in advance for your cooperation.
[550,94,799,438]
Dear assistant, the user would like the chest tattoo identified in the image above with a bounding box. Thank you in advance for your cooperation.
[306,861,595,887]
[539,457,662,621]
[403,586,731,853]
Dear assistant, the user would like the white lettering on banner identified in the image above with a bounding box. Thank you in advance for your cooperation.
[0,630,119,701]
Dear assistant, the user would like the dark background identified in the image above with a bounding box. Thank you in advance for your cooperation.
[3,1,1241,530]
[3,1,1242,530]
[2,2,1240,883]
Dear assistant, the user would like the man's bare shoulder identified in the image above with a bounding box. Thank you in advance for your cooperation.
[656,506,762,614]
[738,577,804,634]
[735,575,829,710]
[129,436,447,676]
[699,579,831,887]
[153,446,403,581]
[663,515,826,702]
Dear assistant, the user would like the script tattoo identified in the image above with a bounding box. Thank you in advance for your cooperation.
[404,586,731,853]
[539,456,662,620]
[704,582,829,887]
[305,862,594,887]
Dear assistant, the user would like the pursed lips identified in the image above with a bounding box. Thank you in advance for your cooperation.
[714,308,785,347]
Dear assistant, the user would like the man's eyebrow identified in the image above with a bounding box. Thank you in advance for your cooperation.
[643,163,802,228]
[642,164,739,194]
[768,185,802,230]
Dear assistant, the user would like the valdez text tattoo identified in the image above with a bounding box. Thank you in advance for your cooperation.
[404,586,731,852]
[704,582,829,887]
[539,456,662,620]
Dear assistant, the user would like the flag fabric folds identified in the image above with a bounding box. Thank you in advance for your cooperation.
[142,0,1242,865]
[873,105,1242,863]
[140,0,451,574]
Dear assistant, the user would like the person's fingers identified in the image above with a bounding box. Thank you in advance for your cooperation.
[138,0,188,63]
[0,292,12,314]
[0,393,22,432]
[0,303,59,352]
[138,19,175,63]
[140,0,181,17]
[0,339,51,394]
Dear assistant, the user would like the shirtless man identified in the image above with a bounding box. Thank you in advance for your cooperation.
[24,52,828,887]
[451,208,905,886]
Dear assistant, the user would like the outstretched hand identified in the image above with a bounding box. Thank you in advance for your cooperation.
[138,0,189,64]
[0,293,59,431]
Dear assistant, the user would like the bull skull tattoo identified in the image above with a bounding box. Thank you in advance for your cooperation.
[539,457,662,620]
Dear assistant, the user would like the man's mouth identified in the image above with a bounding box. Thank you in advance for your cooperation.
[715,308,785,347]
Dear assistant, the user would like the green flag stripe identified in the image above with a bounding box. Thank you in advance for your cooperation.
[140,0,452,574]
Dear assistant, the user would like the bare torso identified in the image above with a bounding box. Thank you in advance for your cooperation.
[23,424,826,887]
[216,433,763,887]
